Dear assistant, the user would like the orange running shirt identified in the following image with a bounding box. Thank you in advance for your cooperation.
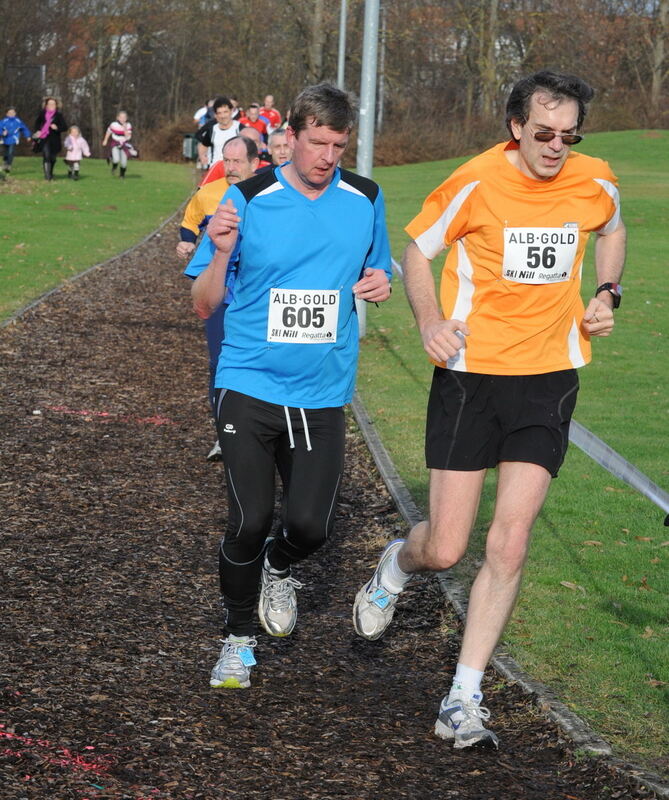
[181,177,229,238]
[405,141,621,375]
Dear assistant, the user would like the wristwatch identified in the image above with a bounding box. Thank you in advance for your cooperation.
[595,282,623,309]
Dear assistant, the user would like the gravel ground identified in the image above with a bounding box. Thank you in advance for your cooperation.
[0,222,660,799]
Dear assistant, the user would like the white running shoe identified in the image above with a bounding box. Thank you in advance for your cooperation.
[434,690,499,749]
[352,538,406,640]
[258,564,303,637]
[210,635,257,689]
[207,440,222,461]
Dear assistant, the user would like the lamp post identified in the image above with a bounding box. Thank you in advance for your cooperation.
[337,0,347,89]
[355,0,380,336]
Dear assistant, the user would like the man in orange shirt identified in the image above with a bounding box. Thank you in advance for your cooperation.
[353,70,626,749]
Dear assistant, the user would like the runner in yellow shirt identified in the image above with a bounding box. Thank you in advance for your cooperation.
[177,138,259,460]
[353,70,626,749]
[176,176,230,260]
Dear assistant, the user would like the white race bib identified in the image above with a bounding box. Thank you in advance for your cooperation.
[267,288,339,343]
[502,227,578,284]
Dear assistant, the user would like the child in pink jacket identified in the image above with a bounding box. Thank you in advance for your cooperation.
[64,125,91,180]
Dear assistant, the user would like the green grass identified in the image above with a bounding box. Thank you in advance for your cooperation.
[361,130,669,771]
[0,156,193,320]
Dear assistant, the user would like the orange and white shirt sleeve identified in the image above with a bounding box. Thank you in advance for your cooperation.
[405,142,620,375]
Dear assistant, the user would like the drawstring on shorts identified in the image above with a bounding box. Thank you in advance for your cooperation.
[283,406,313,452]
[299,407,312,451]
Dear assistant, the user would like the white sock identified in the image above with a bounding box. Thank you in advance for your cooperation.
[450,663,484,699]
[380,547,412,594]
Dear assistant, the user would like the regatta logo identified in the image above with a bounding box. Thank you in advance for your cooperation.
[223,423,236,435]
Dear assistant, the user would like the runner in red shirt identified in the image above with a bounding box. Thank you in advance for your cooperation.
[260,94,282,131]
[239,103,268,141]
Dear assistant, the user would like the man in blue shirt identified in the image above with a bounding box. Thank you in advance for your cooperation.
[188,82,392,689]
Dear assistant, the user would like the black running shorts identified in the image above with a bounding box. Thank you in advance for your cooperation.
[425,368,579,477]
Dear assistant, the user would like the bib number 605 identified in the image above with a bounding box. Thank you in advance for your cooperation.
[282,306,326,328]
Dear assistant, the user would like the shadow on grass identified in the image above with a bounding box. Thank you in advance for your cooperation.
[365,325,430,394]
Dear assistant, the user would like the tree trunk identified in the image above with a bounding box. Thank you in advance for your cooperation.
[479,0,499,119]
[649,0,668,124]
[307,0,325,84]
[90,31,105,159]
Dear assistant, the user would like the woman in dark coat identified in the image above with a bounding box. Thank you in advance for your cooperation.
[33,97,68,180]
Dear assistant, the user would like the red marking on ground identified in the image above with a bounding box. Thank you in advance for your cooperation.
[43,405,174,426]
[0,729,114,776]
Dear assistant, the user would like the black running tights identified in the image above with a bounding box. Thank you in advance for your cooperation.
[215,390,345,635]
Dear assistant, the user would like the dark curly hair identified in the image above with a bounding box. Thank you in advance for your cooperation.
[506,70,594,140]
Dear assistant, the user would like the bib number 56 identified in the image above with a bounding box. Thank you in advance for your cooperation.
[526,246,556,269]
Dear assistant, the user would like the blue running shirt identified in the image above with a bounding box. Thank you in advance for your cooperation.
[184,164,391,408]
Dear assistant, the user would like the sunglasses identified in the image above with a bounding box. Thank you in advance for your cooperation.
[529,126,583,145]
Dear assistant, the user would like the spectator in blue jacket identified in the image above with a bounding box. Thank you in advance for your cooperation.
[0,107,31,174]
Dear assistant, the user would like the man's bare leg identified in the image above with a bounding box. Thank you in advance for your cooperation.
[353,468,485,640]
[397,468,487,574]
[458,461,552,670]
[433,461,552,748]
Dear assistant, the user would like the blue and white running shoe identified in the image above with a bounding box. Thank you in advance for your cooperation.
[210,635,258,689]
[353,538,406,640]
[434,690,499,749]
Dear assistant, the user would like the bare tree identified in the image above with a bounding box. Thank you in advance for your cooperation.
[650,0,668,122]
[3,0,664,164]
[287,0,331,84]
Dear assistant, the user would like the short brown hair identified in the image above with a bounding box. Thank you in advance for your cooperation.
[288,83,356,135]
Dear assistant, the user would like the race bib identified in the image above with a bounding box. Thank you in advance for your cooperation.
[502,227,578,284]
[267,288,339,343]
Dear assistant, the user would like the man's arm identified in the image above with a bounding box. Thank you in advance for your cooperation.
[402,241,469,363]
[194,122,212,168]
[194,121,211,147]
[191,248,231,319]
[582,218,626,338]
[176,240,196,259]
[177,190,205,259]
[351,186,393,303]
[190,199,240,319]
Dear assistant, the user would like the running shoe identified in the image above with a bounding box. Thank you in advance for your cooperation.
[210,635,257,689]
[207,440,222,461]
[434,690,499,749]
[352,538,405,640]
[258,564,303,637]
